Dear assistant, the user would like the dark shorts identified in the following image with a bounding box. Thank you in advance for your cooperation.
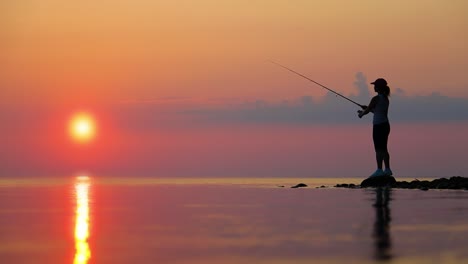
[373,122,390,152]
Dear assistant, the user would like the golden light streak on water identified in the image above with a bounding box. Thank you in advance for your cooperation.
[74,176,91,264]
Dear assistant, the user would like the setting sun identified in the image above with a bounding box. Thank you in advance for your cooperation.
[70,113,96,143]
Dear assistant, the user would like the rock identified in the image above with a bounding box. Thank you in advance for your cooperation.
[397,181,410,189]
[335,184,349,188]
[291,183,307,188]
[409,180,420,189]
[448,176,468,189]
[361,176,397,188]
[335,176,468,190]
[419,180,430,187]
[277,185,285,188]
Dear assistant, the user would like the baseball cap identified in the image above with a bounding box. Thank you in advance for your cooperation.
[370,78,387,86]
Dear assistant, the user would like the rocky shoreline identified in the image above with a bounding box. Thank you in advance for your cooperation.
[335,176,468,190]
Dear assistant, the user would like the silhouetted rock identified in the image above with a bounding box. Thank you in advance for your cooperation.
[335,183,349,188]
[291,183,307,188]
[361,176,397,188]
[335,176,468,190]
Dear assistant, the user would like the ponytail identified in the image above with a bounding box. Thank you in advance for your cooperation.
[378,86,391,97]
[383,86,390,97]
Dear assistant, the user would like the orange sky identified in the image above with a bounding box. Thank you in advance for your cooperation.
[1,1,468,177]
[2,1,468,103]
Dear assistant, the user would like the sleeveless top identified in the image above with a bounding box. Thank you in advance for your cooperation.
[373,94,389,125]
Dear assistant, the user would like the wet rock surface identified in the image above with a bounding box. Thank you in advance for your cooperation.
[335,176,468,190]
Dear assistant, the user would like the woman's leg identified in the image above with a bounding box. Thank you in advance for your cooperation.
[376,152,384,170]
[373,125,384,170]
[384,152,390,169]
[374,123,390,170]
[383,123,390,170]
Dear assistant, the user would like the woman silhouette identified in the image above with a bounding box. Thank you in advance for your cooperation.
[358,78,392,177]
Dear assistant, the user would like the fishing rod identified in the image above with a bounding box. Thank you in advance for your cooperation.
[269,60,365,109]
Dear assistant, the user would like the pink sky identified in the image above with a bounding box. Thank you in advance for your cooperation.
[1,1,468,177]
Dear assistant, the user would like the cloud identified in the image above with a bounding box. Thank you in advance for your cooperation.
[157,72,468,126]
[391,92,468,122]
[352,72,371,102]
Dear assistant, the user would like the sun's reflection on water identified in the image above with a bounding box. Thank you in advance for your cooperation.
[74,176,91,264]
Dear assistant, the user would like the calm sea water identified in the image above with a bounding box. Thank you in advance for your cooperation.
[0,177,467,264]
